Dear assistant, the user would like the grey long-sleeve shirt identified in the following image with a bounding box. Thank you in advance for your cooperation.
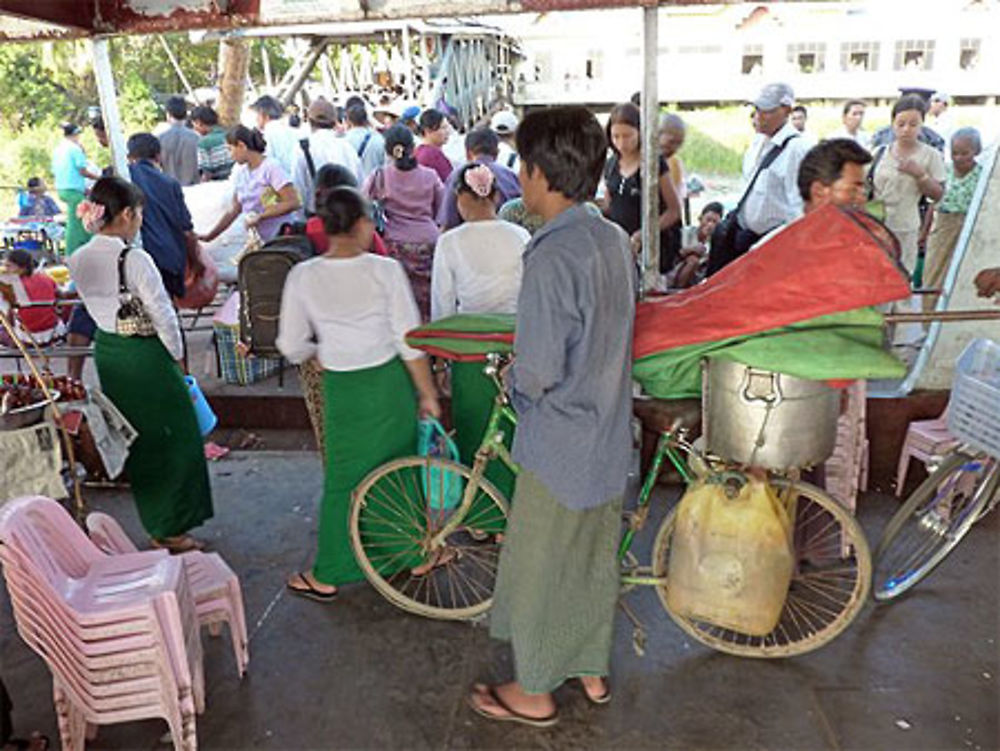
[509,203,637,510]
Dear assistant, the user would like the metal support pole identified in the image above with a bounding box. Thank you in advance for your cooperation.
[280,38,330,107]
[402,24,414,100]
[261,39,274,90]
[90,37,129,181]
[158,34,200,104]
[640,5,660,294]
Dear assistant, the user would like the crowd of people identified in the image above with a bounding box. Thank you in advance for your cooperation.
[1,76,997,739]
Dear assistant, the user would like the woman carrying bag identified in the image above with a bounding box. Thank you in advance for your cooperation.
[67,177,213,553]
[276,186,440,602]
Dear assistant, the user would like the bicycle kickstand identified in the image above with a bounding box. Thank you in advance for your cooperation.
[617,597,647,657]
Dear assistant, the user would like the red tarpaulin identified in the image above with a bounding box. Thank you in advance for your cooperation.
[633,205,911,360]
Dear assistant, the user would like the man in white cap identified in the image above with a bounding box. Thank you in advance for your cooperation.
[708,82,810,274]
[491,110,520,172]
[291,98,363,215]
[929,91,955,155]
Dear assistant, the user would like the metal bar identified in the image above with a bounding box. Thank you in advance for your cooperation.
[401,24,414,99]
[261,38,274,90]
[280,38,331,106]
[640,5,660,294]
[883,310,1000,324]
[158,34,200,104]
[90,38,129,181]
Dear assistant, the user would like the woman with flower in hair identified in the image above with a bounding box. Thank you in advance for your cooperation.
[431,163,530,497]
[363,123,445,319]
[67,177,213,553]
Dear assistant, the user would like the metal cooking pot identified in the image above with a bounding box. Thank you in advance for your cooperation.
[702,359,838,470]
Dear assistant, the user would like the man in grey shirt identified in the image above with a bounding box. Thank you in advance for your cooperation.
[158,96,200,186]
[469,106,636,727]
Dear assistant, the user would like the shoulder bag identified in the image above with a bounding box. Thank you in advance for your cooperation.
[115,246,157,338]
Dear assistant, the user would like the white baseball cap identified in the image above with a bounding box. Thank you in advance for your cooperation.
[751,82,795,111]
[490,110,519,135]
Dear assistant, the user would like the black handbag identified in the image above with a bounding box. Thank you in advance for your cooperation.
[708,133,799,275]
[115,246,157,338]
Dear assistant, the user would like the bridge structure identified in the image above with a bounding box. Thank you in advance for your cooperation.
[215,18,522,129]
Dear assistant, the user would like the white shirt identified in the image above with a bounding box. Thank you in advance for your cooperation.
[276,253,424,371]
[738,121,811,235]
[833,128,870,150]
[67,234,183,360]
[291,129,363,213]
[496,141,520,174]
[431,220,530,321]
[262,120,299,176]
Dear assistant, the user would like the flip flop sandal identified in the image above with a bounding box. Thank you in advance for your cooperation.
[410,546,461,577]
[286,572,338,603]
[573,677,612,705]
[151,536,206,554]
[467,685,559,728]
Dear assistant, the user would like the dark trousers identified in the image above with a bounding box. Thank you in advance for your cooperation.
[1,678,12,745]
[707,223,762,276]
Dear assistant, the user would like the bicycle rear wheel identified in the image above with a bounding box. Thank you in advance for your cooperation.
[349,456,508,620]
[653,479,871,658]
[873,451,998,602]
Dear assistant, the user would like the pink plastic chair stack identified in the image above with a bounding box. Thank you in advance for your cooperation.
[824,381,870,514]
[0,496,205,751]
[86,511,249,678]
[895,406,959,496]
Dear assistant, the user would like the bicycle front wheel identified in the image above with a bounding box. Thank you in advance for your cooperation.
[873,451,998,602]
[653,479,872,658]
[349,456,509,620]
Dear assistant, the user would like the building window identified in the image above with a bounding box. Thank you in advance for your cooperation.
[960,38,981,70]
[742,44,764,75]
[787,42,826,73]
[840,41,880,72]
[894,39,935,71]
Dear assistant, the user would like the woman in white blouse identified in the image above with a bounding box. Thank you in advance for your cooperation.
[67,177,213,553]
[430,163,529,500]
[277,186,440,602]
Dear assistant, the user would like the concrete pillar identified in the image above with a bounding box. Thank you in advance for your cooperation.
[640,5,660,293]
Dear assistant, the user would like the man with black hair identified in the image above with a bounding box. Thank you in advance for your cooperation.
[437,127,521,230]
[158,95,199,186]
[190,105,233,182]
[468,106,635,728]
[797,138,871,212]
[126,132,193,299]
[250,94,297,175]
[344,103,385,181]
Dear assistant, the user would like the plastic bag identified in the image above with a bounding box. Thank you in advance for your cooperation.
[666,476,793,636]
[418,417,461,510]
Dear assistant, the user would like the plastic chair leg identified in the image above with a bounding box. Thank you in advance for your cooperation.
[895,438,914,497]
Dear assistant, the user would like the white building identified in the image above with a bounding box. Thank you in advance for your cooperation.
[501,1,1000,106]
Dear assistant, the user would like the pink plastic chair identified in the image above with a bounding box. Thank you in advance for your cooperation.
[895,407,960,496]
[86,511,249,678]
[0,496,204,751]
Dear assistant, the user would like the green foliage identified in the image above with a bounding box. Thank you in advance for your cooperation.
[117,70,161,131]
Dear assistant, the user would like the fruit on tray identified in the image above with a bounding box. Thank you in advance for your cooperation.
[0,372,86,409]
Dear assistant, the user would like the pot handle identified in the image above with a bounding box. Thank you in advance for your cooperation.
[740,368,783,407]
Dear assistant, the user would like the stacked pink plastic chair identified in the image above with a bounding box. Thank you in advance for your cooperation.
[86,511,249,678]
[895,407,959,496]
[0,496,204,751]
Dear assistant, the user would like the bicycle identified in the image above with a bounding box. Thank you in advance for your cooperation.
[872,338,1000,601]
[349,354,872,657]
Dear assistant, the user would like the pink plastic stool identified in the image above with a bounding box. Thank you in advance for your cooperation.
[895,408,960,497]
[86,512,249,678]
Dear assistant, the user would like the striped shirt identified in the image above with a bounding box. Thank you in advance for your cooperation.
[738,122,810,235]
[197,127,233,181]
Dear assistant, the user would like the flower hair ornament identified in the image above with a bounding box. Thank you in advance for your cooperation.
[391,143,406,160]
[76,200,106,233]
[464,165,495,198]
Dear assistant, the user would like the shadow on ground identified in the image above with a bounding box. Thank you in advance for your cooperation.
[2,451,997,750]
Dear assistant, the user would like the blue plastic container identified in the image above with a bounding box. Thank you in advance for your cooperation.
[184,375,217,437]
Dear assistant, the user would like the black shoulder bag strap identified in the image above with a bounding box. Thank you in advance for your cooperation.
[299,138,316,180]
[867,144,888,200]
[117,246,131,296]
[357,131,372,159]
[733,133,799,217]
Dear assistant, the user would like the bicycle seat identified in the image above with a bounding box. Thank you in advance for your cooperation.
[633,397,702,436]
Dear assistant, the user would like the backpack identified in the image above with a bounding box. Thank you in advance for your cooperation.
[237,233,314,358]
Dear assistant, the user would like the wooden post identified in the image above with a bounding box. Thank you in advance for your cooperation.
[217,37,251,127]
[280,38,330,107]
[89,37,129,181]
[640,5,660,294]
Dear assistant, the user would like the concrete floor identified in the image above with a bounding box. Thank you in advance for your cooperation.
[2,451,997,751]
